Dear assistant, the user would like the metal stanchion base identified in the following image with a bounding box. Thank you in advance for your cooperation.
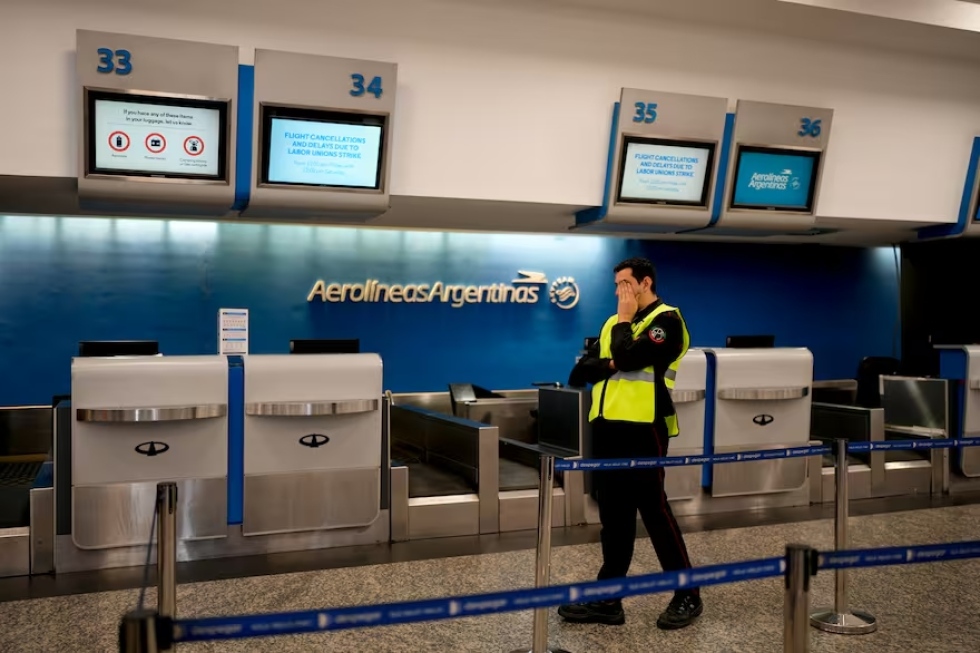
[809,609,877,634]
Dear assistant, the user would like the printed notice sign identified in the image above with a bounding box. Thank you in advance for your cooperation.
[218,308,249,355]
[93,99,221,177]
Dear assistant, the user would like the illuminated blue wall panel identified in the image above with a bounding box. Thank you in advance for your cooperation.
[0,216,899,404]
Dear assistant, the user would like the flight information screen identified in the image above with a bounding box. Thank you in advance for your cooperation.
[261,107,386,190]
[88,92,227,180]
[617,136,715,207]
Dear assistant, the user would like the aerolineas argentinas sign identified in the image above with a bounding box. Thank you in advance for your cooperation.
[307,271,580,309]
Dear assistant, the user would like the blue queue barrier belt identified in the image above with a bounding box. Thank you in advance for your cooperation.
[172,557,784,643]
[554,437,980,472]
[170,537,980,644]
[819,539,980,571]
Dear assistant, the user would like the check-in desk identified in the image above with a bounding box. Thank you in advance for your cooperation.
[494,388,582,533]
[810,403,884,502]
[705,348,812,508]
[389,406,498,541]
[70,356,228,551]
[665,349,708,504]
[243,354,383,537]
[878,375,949,496]
[937,345,980,491]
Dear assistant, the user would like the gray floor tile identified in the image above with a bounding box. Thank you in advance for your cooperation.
[2,504,979,652]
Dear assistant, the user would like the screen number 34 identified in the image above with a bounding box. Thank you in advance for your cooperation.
[350,74,384,99]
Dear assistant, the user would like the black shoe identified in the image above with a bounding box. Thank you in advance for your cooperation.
[557,599,626,625]
[656,593,703,630]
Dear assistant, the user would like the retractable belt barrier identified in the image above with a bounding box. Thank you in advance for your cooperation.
[553,437,980,471]
[149,539,980,645]
[172,558,784,643]
[121,439,980,652]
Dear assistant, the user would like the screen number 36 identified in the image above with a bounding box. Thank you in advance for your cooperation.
[798,117,822,137]
[97,48,132,75]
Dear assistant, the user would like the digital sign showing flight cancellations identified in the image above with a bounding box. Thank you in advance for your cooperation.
[263,112,385,190]
[90,94,225,179]
[617,137,716,206]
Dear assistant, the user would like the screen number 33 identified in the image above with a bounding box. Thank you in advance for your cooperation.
[96,48,132,75]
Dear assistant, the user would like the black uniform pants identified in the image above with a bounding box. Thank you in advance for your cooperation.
[591,417,698,597]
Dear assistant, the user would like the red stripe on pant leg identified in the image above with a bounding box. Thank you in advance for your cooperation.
[654,427,694,571]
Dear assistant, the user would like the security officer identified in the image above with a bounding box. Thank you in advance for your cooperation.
[558,257,703,630]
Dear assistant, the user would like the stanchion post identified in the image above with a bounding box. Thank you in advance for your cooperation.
[509,455,570,653]
[810,439,876,635]
[157,482,178,622]
[784,544,815,653]
[118,610,161,653]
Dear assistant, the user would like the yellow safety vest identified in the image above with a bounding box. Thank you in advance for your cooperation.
[588,303,690,435]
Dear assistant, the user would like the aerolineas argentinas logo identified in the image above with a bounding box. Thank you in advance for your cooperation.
[307,270,580,310]
[748,168,800,192]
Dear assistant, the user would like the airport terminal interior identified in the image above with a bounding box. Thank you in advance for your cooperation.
[4,0,980,651]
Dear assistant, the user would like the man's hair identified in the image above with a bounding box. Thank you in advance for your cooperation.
[614,257,657,292]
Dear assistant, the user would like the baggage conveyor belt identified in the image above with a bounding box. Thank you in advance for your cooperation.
[393,455,541,498]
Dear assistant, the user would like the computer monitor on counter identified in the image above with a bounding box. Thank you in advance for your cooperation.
[78,341,160,357]
[289,339,360,354]
[725,335,775,348]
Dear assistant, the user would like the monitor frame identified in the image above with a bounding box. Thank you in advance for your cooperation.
[258,104,388,192]
[84,88,230,183]
[615,134,717,208]
[728,144,822,214]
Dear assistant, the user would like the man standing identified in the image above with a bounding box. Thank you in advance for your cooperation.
[558,257,703,630]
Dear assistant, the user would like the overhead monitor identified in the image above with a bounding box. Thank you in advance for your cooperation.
[730,145,821,213]
[86,90,229,181]
[260,105,386,190]
[616,136,716,207]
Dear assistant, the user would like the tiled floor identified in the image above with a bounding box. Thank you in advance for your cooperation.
[3,503,980,652]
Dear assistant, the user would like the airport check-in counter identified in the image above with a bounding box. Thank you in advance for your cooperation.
[706,348,812,502]
[389,386,585,538]
[665,349,708,502]
[810,403,884,502]
[939,345,980,482]
[809,375,947,502]
[389,405,499,540]
[69,357,228,551]
[0,405,54,578]
[878,375,949,495]
[243,355,383,536]
[451,387,565,532]
[961,348,980,478]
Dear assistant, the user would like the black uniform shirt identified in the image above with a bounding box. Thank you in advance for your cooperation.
[568,300,686,422]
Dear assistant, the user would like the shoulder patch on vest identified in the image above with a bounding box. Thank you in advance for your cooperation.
[649,326,666,343]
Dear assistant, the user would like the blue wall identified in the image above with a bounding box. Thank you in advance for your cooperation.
[0,215,899,405]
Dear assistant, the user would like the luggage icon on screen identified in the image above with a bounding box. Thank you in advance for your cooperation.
[115,136,124,148]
